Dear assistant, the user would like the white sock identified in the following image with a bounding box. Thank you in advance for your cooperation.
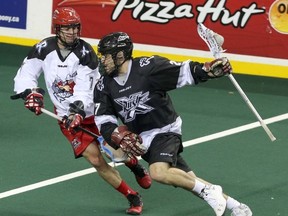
[192,179,206,194]
[226,196,241,210]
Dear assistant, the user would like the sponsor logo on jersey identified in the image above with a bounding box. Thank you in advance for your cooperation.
[115,91,154,122]
[160,152,173,157]
[57,64,68,68]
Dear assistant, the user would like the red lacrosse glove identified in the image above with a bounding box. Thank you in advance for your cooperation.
[24,88,44,115]
[111,126,147,156]
[63,113,84,132]
[63,101,86,132]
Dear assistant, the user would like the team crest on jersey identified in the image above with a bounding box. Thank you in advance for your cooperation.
[139,56,154,67]
[71,138,81,150]
[52,73,77,102]
[80,45,90,57]
[36,40,47,54]
[96,76,104,91]
[115,91,154,122]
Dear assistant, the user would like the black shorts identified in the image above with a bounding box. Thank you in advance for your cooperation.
[142,132,191,172]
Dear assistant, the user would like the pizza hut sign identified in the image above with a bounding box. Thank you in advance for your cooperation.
[112,0,265,27]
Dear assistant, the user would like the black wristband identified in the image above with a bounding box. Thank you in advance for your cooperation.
[190,62,210,84]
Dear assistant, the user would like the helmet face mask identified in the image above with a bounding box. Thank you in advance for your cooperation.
[99,51,126,76]
[52,7,81,49]
[98,32,133,76]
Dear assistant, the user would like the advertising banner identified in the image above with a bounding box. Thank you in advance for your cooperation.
[52,0,288,60]
[0,0,27,29]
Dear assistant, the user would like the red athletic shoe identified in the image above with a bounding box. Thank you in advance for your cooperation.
[126,193,143,215]
[125,156,152,189]
[133,164,152,189]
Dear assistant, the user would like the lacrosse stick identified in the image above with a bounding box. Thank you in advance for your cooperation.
[197,23,276,142]
[40,108,100,138]
[33,108,129,164]
[41,107,130,163]
[9,92,129,165]
[10,92,100,139]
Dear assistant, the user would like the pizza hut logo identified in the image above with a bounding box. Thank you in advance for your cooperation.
[57,0,266,28]
[112,0,265,28]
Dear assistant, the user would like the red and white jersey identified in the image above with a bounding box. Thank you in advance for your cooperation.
[14,36,100,118]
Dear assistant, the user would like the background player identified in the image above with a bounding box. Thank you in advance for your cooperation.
[13,8,150,215]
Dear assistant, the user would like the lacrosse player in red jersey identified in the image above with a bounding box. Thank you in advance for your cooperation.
[13,7,151,215]
[87,32,251,216]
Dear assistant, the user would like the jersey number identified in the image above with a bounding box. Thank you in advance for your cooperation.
[94,103,100,116]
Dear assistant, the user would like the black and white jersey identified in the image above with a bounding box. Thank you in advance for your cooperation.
[94,55,203,149]
[14,36,99,117]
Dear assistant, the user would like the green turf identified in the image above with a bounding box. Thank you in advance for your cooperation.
[1,43,287,216]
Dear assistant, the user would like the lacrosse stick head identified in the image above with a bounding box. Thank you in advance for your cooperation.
[197,23,226,58]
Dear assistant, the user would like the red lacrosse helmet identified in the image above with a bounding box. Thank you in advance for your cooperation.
[52,7,81,49]
[52,7,81,27]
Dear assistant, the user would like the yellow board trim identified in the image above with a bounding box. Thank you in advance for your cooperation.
[1,36,287,79]
[0,36,40,47]
[133,50,288,79]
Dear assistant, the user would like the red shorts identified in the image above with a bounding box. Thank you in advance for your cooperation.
[59,115,100,158]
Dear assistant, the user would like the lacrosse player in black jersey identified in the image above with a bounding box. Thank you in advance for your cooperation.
[91,32,252,216]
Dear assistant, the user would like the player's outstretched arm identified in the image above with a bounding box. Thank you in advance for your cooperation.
[190,57,232,83]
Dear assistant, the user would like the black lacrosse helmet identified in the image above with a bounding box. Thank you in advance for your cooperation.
[98,32,133,58]
[97,32,133,76]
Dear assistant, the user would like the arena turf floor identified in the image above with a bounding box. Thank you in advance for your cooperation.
[1,43,288,216]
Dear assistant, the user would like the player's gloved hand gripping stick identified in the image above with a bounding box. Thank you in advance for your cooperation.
[197,23,276,142]
[11,90,133,164]
[10,90,100,139]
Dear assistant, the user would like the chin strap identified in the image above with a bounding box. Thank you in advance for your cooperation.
[57,36,80,50]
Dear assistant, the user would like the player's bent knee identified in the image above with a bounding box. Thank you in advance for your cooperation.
[82,146,110,168]
[87,155,107,168]
[149,168,167,183]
